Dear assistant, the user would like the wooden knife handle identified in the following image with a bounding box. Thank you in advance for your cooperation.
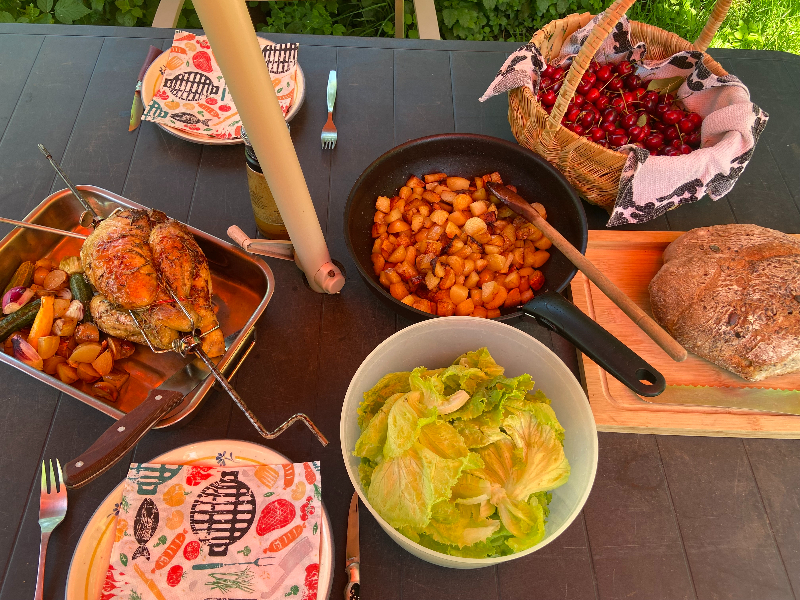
[64,389,185,489]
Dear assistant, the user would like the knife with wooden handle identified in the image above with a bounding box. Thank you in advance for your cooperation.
[129,45,163,131]
[64,332,238,489]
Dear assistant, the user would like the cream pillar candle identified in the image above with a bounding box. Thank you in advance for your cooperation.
[192,0,345,294]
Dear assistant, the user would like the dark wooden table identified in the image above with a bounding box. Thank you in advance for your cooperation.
[0,23,799,600]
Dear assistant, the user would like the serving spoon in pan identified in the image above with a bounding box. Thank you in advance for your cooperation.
[486,182,687,363]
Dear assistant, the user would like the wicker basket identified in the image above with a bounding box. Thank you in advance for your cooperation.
[508,0,732,213]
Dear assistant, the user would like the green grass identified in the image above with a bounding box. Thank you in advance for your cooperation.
[628,0,800,55]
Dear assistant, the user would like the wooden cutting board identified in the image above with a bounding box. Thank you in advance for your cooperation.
[569,230,800,438]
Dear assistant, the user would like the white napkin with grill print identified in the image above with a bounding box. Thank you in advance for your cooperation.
[142,31,299,140]
[101,462,322,600]
[480,14,768,226]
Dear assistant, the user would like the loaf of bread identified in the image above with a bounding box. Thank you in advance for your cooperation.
[649,224,800,381]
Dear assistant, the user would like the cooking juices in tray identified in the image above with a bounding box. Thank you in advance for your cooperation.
[0,186,274,426]
[370,171,553,318]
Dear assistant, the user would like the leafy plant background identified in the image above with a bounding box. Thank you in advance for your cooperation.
[0,0,797,54]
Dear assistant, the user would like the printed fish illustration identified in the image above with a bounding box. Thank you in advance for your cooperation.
[132,498,159,561]
[169,112,212,126]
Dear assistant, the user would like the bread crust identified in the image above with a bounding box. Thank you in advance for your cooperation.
[649,224,800,381]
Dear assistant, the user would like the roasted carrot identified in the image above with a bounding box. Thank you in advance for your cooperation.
[267,523,304,552]
[28,295,54,349]
[152,530,186,573]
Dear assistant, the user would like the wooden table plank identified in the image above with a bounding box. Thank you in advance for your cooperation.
[742,439,800,595]
[0,34,103,219]
[313,44,401,600]
[47,36,166,197]
[0,34,43,143]
[657,436,795,600]
[451,50,516,141]
[584,433,695,600]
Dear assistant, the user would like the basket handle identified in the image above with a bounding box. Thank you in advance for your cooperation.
[543,0,637,137]
[692,0,732,51]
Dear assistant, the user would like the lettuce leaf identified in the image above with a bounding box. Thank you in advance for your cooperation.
[358,371,411,429]
[454,348,505,377]
[354,392,405,462]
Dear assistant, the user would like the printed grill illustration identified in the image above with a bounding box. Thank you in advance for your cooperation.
[190,472,257,556]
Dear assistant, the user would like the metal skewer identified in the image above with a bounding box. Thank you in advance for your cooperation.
[38,144,102,229]
[0,216,88,239]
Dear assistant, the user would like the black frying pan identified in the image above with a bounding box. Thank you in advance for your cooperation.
[344,133,664,396]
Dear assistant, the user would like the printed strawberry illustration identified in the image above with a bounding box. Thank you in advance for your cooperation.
[204,98,218,105]
[183,540,201,561]
[155,90,169,100]
[166,564,184,587]
[300,563,319,600]
[192,51,213,73]
[218,105,231,112]
[198,39,210,49]
[185,466,213,486]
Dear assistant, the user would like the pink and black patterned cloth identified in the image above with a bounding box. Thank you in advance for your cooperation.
[481,14,768,226]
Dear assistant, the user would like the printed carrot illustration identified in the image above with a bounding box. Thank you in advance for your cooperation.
[282,464,295,489]
[266,524,305,553]
[134,563,167,600]
[152,529,187,573]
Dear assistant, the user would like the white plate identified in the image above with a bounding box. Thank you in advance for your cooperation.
[141,38,305,145]
[66,439,333,600]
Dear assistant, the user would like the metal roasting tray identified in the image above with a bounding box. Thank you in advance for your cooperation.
[0,186,275,428]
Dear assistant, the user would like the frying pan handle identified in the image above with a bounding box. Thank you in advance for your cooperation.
[521,291,666,397]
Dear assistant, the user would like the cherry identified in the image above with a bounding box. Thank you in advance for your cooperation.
[540,76,553,90]
[566,107,581,122]
[662,110,683,125]
[569,124,585,136]
[644,133,664,150]
[616,61,634,76]
[687,112,703,127]
[624,74,642,90]
[622,91,636,105]
[589,126,605,142]
[609,133,628,147]
[678,118,696,133]
[662,93,676,104]
[552,80,563,94]
[585,88,600,103]
[588,61,600,73]
[655,103,671,118]
[608,77,624,92]
[542,64,556,78]
[679,143,693,154]
[580,111,597,128]
[621,113,637,130]
[594,95,610,110]
[634,87,647,99]
[643,98,658,113]
[573,93,585,107]
[652,121,668,133]
[644,90,659,103]
[551,67,565,81]
[601,121,617,133]
[665,127,680,141]
[671,139,683,148]
[596,65,613,82]
[596,139,609,148]
[611,97,626,112]
[628,126,646,143]
[541,90,556,106]
[662,146,681,156]
[602,108,619,123]
[686,132,701,148]
[582,72,597,86]
[577,80,593,95]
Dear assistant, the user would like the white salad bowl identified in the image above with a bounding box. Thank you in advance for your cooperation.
[340,316,598,569]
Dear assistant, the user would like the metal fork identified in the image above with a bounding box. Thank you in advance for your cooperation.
[321,70,338,150]
[35,459,67,600]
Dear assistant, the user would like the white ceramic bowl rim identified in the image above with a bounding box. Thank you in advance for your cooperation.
[340,317,598,567]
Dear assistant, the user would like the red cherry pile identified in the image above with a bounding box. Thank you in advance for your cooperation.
[537,60,703,156]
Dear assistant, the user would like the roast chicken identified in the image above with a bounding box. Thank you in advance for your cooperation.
[81,209,225,357]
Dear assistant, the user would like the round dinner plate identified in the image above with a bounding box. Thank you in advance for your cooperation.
[66,439,334,600]
[141,38,306,145]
